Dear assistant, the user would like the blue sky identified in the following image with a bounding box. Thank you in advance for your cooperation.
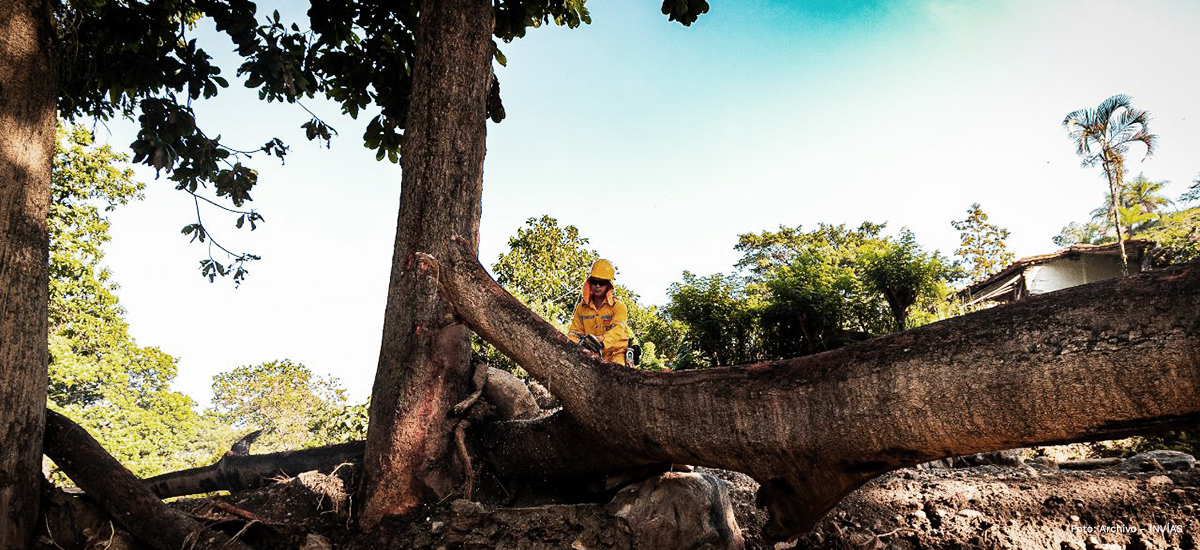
[98,0,1200,405]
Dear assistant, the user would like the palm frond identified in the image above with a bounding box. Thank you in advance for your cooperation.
[1063,108,1102,161]
[1094,94,1133,123]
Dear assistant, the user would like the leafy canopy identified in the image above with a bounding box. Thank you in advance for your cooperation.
[51,0,632,282]
[1139,208,1200,266]
[1054,173,1176,246]
[667,223,959,368]
[47,124,216,477]
[209,359,358,451]
[951,203,1014,283]
[667,272,760,368]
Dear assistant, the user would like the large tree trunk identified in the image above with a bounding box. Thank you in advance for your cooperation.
[429,239,1200,542]
[0,0,56,547]
[359,0,494,530]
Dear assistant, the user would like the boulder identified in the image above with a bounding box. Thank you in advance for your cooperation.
[482,367,541,420]
[919,448,1025,469]
[606,472,744,550]
[1120,450,1196,472]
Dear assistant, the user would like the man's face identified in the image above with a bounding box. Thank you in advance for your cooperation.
[588,277,610,302]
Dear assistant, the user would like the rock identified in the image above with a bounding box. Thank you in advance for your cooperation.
[1129,533,1155,550]
[300,534,332,550]
[1060,458,1124,470]
[483,367,541,420]
[1031,456,1061,470]
[919,449,1025,469]
[917,458,957,469]
[959,449,1026,467]
[1122,451,1196,472]
[606,471,744,550]
[1147,475,1175,489]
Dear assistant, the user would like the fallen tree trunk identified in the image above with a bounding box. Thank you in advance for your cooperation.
[43,409,255,550]
[426,238,1200,541]
[144,441,365,499]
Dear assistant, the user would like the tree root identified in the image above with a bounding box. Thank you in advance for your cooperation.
[452,361,491,499]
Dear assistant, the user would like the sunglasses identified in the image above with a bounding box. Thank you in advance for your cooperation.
[588,278,611,287]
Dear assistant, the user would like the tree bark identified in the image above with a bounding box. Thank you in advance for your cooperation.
[359,0,494,530]
[0,0,56,547]
[43,410,255,550]
[430,239,1200,542]
[1102,155,1129,273]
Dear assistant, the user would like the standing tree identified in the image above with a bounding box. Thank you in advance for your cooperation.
[1,1,57,543]
[209,359,349,452]
[951,203,1014,282]
[1182,174,1199,204]
[1112,173,1174,233]
[1054,174,1174,248]
[1063,94,1156,273]
[1120,173,1174,218]
[859,230,957,331]
[667,272,761,367]
[738,222,896,355]
[1139,208,1200,266]
[493,216,600,326]
[47,124,210,478]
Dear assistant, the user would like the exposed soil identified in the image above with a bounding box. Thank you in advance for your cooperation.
[39,461,1200,550]
[728,465,1199,550]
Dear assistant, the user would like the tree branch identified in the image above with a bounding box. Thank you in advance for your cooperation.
[143,441,365,499]
[43,409,256,550]
[431,236,1200,541]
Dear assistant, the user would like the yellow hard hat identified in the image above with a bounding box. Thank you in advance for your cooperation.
[588,259,615,281]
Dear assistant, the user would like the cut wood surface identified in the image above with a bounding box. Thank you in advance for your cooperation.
[430,237,1200,541]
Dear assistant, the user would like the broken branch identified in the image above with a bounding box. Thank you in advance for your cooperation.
[43,409,256,550]
[144,441,364,499]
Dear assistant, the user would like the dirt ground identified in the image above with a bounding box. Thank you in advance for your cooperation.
[723,464,1199,550]
[39,461,1200,550]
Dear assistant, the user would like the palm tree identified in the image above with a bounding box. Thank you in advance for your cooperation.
[1064,94,1156,273]
[1122,173,1172,212]
[1088,173,1174,236]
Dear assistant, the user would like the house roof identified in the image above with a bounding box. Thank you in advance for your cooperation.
[958,239,1154,301]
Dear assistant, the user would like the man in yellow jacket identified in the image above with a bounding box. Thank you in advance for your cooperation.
[568,259,631,365]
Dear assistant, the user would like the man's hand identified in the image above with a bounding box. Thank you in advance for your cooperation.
[579,334,603,355]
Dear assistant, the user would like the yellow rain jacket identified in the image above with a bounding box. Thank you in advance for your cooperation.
[568,264,631,365]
